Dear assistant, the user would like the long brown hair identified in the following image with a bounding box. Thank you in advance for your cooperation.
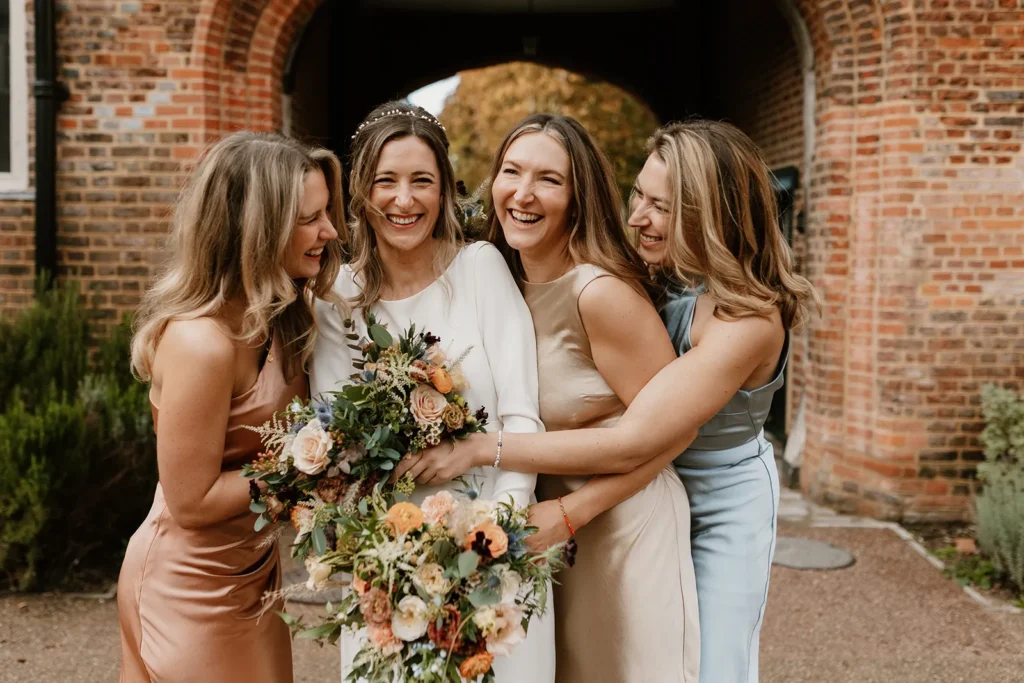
[649,120,820,330]
[346,101,464,312]
[131,131,347,380]
[484,114,652,299]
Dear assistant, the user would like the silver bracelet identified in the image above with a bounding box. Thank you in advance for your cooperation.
[494,430,503,468]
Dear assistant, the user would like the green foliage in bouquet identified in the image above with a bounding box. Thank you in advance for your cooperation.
[976,384,1024,593]
[0,278,157,590]
[243,315,488,560]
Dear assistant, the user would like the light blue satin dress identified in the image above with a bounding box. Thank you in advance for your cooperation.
[662,287,785,683]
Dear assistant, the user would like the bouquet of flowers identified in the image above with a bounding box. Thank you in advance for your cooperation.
[242,315,488,559]
[281,488,566,683]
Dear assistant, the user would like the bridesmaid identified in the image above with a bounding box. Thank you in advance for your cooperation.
[398,114,701,683]
[407,120,819,683]
[118,132,345,683]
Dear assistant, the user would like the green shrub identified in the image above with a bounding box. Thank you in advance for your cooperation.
[976,384,1024,594]
[0,281,156,591]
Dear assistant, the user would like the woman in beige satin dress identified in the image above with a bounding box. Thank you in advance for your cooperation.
[117,132,346,683]
[398,114,700,682]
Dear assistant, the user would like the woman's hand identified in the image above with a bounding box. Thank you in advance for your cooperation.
[392,438,478,487]
[525,499,574,554]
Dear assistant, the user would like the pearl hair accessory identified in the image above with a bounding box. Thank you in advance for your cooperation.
[351,108,447,140]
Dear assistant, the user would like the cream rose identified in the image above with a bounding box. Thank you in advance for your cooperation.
[304,556,333,591]
[409,385,447,425]
[289,419,332,475]
[391,595,430,641]
[424,343,446,365]
[413,562,451,597]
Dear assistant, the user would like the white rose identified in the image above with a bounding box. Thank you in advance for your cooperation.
[290,419,332,475]
[409,385,448,425]
[413,562,451,597]
[486,603,526,657]
[391,595,430,641]
[304,556,333,591]
[450,498,497,540]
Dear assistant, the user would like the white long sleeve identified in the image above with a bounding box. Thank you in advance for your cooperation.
[470,243,543,510]
[309,298,355,400]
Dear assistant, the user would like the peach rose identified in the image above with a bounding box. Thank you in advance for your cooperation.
[367,623,403,656]
[351,576,369,596]
[459,652,495,679]
[464,521,509,560]
[430,366,454,394]
[289,418,333,475]
[409,384,447,425]
[385,501,424,536]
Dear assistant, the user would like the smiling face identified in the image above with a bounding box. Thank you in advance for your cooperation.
[491,132,573,262]
[628,152,672,265]
[283,167,338,279]
[366,135,441,260]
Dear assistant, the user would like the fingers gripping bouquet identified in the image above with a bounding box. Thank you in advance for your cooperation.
[242,315,488,558]
[285,489,566,683]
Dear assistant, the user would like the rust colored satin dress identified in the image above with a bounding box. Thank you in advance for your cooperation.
[117,338,307,683]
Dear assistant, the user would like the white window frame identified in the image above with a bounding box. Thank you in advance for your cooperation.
[0,0,29,193]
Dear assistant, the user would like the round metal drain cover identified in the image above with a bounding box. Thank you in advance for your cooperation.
[773,536,855,570]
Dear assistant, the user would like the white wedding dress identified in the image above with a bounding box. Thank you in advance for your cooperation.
[310,240,556,683]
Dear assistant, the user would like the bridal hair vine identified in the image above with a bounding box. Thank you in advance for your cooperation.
[351,108,447,140]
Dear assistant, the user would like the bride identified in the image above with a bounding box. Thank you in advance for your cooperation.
[309,101,556,682]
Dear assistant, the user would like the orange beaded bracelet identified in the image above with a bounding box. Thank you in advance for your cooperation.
[556,496,576,537]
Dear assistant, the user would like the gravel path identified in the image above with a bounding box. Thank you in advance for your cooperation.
[2,524,1022,682]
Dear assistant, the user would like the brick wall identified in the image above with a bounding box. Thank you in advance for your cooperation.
[1,0,1021,520]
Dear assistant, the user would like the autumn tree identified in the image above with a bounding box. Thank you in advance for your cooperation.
[437,62,659,200]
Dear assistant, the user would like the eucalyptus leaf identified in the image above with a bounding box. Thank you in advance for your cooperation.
[254,514,270,532]
[297,623,341,640]
[432,539,455,564]
[468,586,500,608]
[458,550,480,578]
[249,500,267,514]
[358,498,368,516]
[312,526,328,555]
[275,610,299,625]
[369,324,393,348]
[379,460,395,471]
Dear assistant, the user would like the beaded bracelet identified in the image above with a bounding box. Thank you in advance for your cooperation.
[557,496,577,537]
[493,430,503,468]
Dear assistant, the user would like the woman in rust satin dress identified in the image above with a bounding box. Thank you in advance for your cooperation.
[117,132,346,683]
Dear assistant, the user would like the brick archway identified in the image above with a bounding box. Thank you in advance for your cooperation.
[192,0,322,140]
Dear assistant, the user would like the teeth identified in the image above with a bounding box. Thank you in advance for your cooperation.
[388,215,418,225]
[305,247,323,256]
[510,209,541,223]
[639,234,663,244]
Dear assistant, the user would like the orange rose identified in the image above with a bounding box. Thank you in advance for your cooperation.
[464,521,509,560]
[385,502,424,536]
[430,366,453,394]
[459,652,495,679]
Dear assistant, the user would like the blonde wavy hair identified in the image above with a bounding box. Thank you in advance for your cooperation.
[485,114,652,299]
[346,101,465,312]
[648,120,820,330]
[130,131,347,381]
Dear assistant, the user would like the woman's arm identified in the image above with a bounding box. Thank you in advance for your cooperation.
[154,319,254,530]
[458,311,781,475]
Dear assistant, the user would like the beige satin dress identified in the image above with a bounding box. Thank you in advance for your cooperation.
[117,338,306,683]
[524,264,701,683]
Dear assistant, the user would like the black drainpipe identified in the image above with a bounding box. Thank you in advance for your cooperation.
[33,0,66,287]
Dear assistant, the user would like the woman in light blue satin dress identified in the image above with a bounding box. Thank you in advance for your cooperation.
[402,119,819,683]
